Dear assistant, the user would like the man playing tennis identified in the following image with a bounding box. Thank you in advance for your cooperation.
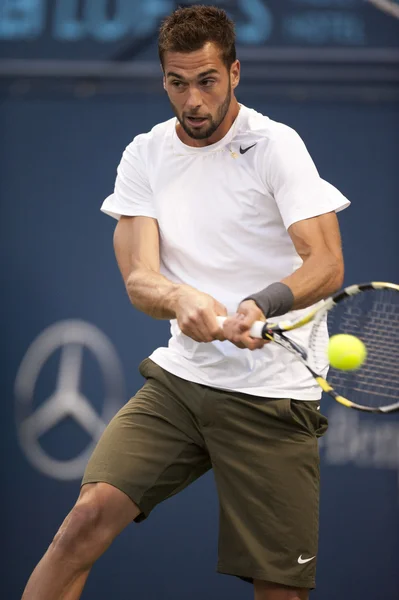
[22,6,350,600]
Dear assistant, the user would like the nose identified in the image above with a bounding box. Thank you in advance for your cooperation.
[185,85,203,111]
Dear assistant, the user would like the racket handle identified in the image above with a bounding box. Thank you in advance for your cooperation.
[216,316,265,339]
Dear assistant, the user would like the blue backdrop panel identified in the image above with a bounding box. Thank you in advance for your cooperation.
[1,89,398,600]
[1,0,398,56]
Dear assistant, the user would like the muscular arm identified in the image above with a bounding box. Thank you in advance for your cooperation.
[222,211,344,349]
[113,215,181,319]
[282,211,344,309]
[113,215,227,340]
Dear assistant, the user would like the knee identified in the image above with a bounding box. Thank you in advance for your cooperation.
[50,485,119,563]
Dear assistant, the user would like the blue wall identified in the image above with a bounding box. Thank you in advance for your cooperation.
[1,88,398,599]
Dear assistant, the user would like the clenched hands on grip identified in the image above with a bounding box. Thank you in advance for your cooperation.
[175,288,268,350]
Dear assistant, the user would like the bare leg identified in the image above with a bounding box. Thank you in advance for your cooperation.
[254,580,309,600]
[22,483,141,600]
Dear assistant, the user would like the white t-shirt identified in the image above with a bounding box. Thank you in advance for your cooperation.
[102,105,350,400]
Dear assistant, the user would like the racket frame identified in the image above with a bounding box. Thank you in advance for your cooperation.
[225,282,399,414]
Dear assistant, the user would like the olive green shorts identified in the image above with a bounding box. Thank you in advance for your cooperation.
[82,358,328,589]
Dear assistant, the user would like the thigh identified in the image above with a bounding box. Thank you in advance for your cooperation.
[204,391,328,590]
[82,359,211,521]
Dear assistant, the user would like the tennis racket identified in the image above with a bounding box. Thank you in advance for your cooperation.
[218,282,399,414]
[367,0,399,20]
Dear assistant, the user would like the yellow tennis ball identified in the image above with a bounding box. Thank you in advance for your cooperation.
[327,334,367,371]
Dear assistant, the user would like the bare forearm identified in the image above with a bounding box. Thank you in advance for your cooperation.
[126,267,196,319]
[125,267,181,319]
[282,253,343,310]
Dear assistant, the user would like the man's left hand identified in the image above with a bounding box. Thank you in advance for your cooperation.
[222,300,269,350]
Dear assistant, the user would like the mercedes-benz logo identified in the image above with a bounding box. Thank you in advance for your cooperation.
[14,320,125,480]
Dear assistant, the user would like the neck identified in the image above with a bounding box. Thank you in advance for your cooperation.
[176,98,240,148]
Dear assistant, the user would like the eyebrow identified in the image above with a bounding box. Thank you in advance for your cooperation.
[166,68,220,80]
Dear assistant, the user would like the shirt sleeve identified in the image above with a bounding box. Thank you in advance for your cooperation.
[265,126,350,230]
[100,136,156,220]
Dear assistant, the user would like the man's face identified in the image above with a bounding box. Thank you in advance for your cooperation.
[163,42,239,141]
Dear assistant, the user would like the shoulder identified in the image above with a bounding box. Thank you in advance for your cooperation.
[123,117,175,163]
[239,105,305,151]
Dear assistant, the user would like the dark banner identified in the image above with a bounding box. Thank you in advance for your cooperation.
[1,0,399,62]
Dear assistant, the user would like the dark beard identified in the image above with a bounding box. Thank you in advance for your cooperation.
[171,82,232,141]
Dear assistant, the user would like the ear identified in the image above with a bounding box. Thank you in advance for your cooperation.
[160,63,166,90]
[230,60,240,90]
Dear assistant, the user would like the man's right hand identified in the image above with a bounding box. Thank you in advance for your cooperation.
[173,286,227,343]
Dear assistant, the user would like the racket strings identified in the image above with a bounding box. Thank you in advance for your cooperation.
[310,289,399,408]
[332,304,399,398]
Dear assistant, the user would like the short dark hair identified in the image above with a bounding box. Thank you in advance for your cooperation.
[158,5,236,71]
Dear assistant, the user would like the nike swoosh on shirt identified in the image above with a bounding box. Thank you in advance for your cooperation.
[297,555,316,564]
[239,143,257,154]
